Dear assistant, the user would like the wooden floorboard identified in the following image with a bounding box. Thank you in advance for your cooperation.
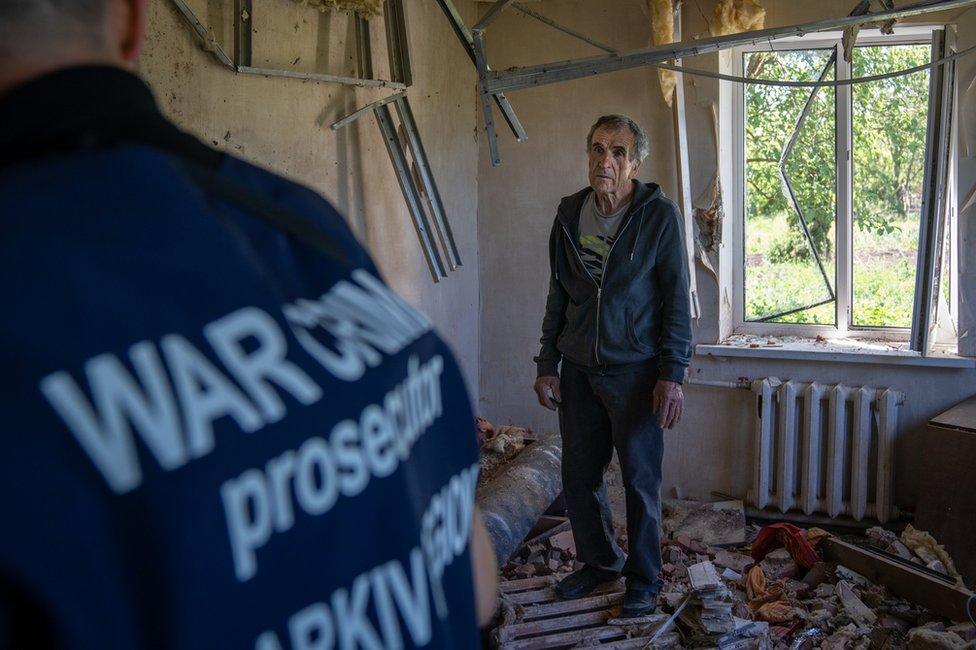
[495,577,665,648]
[520,592,624,621]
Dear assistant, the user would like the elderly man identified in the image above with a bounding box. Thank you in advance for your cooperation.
[532,114,692,617]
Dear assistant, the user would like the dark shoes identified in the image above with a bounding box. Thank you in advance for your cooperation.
[554,565,620,600]
[620,580,660,618]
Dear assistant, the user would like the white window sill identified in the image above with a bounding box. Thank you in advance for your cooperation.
[696,335,975,369]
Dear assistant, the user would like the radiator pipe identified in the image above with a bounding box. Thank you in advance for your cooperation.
[686,377,753,390]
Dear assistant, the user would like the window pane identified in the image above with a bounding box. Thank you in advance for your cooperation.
[851,43,930,328]
[744,49,836,324]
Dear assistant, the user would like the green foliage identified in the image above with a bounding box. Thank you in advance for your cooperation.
[742,43,930,325]
[743,44,930,261]
[745,215,917,327]
[745,49,836,260]
[852,44,930,228]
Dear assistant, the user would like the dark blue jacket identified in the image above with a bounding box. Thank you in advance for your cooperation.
[0,67,479,649]
[535,181,693,383]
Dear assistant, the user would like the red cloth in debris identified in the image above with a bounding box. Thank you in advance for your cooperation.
[751,523,821,569]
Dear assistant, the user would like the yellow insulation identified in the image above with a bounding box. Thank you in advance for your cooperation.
[711,0,766,37]
[900,525,964,586]
[650,0,677,107]
[292,0,384,16]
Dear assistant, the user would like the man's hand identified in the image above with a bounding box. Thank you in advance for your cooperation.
[653,380,683,429]
[533,376,561,411]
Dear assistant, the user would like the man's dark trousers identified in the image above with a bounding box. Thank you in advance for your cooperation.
[558,361,664,589]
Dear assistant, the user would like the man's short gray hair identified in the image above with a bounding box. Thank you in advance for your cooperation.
[586,114,649,162]
[0,1,109,57]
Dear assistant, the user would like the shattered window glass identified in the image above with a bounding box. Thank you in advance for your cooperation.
[743,49,837,324]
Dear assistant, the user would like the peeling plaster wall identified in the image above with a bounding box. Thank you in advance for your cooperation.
[476,0,976,515]
[141,0,482,397]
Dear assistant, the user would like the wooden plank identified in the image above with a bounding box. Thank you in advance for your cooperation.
[601,636,676,650]
[823,538,976,622]
[497,609,617,642]
[506,580,623,606]
[506,588,558,605]
[520,592,624,621]
[505,580,624,605]
[499,624,629,649]
[499,576,554,592]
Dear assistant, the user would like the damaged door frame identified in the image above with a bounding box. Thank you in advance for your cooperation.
[171,0,412,89]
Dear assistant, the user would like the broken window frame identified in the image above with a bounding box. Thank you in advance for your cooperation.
[730,26,958,348]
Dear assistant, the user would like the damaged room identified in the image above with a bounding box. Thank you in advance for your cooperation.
[2,0,976,648]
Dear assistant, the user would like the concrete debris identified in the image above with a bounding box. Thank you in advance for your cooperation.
[949,624,976,643]
[710,0,766,36]
[761,547,800,580]
[686,561,736,636]
[837,580,877,625]
[901,525,965,585]
[802,561,831,589]
[907,627,974,650]
[662,498,747,545]
[492,511,976,649]
[547,530,576,556]
[823,623,861,650]
[689,560,723,591]
[715,548,755,574]
[723,568,744,582]
[868,525,918,561]
[835,565,873,589]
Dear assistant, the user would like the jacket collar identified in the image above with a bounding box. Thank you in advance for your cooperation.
[0,65,220,169]
[556,179,663,231]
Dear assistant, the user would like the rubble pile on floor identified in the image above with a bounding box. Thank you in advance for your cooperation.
[492,510,976,649]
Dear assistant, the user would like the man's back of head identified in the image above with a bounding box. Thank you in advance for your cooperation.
[0,0,145,93]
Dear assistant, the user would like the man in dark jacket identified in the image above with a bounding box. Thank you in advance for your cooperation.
[0,1,496,647]
[532,114,692,618]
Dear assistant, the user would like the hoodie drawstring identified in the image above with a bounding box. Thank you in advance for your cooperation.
[630,208,647,261]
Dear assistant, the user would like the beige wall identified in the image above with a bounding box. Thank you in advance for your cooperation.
[476,0,976,513]
[141,0,483,396]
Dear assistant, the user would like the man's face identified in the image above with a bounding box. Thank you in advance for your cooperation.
[587,126,642,196]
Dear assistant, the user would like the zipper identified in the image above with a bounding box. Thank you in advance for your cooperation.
[560,208,639,366]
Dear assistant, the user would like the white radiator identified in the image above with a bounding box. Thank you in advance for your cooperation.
[747,378,902,524]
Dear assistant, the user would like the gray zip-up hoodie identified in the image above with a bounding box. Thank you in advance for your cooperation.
[534,180,692,383]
